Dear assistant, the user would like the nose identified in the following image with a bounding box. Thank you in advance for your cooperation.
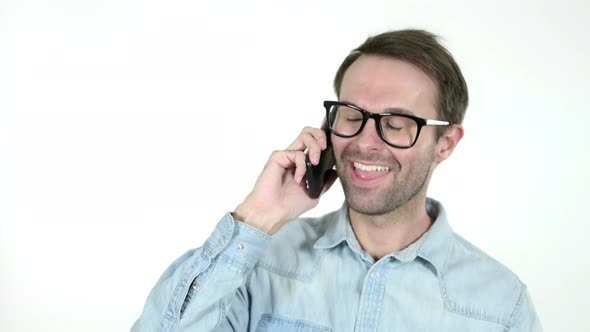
[353,118,384,151]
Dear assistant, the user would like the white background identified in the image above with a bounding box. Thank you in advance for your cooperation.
[1,0,588,331]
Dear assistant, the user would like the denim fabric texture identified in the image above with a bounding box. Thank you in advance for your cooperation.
[132,198,542,331]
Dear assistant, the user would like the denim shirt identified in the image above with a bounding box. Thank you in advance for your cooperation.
[132,198,542,331]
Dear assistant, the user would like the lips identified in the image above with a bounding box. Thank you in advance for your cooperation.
[353,162,390,172]
[351,161,392,183]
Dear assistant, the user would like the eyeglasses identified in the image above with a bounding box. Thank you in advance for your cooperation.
[324,101,450,149]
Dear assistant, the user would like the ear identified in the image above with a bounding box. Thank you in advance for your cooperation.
[434,124,464,162]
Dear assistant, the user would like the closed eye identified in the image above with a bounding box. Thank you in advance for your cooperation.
[346,117,363,122]
[385,123,402,131]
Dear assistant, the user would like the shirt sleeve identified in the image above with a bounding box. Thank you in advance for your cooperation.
[131,212,272,332]
[508,286,543,332]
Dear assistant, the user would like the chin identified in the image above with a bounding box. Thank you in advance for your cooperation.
[344,187,398,216]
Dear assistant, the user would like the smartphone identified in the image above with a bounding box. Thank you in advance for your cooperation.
[305,123,336,199]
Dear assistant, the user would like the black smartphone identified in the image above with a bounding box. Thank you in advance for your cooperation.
[305,123,336,199]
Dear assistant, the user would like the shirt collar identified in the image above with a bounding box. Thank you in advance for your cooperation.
[313,203,348,250]
[313,198,454,275]
[401,198,454,275]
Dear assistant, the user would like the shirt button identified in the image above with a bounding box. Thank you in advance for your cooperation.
[236,243,244,251]
[191,283,200,291]
[371,271,380,279]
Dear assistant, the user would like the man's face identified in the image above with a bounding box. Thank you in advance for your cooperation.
[333,55,441,216]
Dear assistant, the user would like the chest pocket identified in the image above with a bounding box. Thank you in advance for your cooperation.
[256,314,333,332]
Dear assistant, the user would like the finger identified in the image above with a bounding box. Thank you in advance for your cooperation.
[303,133,326,165]
[269,150,308,184]
[288,128,327,166]
[287,127,327,152]
[291,151,308,184]
[269,150,299,170]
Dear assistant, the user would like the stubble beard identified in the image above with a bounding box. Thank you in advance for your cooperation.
[336,149,433,216]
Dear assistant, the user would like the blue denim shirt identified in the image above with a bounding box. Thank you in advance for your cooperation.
[132,198,542,331]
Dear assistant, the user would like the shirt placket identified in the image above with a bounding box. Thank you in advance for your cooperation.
[355,263,387,332]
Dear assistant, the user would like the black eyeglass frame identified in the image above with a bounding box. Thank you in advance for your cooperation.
[323,100,450,149]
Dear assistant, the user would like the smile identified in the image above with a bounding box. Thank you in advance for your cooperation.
[353,162,390,172]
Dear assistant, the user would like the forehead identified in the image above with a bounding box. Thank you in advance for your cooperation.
[339,55,439,117]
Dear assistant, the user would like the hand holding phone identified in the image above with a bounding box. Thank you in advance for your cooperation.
[234,124,336,235]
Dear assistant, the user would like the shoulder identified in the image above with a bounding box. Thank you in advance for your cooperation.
[441,232,529,327]
[254,210,340,281]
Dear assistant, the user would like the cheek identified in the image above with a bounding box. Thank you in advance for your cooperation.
[389,146,430,173]
[401,145,436,171]
[330,136,348,158]
[391,150,412,170]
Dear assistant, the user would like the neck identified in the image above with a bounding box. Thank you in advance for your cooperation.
[349,195,433,261]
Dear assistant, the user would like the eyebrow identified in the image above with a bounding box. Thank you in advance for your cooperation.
[340,100,416,116]
[383,107,414,116]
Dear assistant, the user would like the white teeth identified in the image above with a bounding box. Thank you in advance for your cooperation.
[354,162,390,172]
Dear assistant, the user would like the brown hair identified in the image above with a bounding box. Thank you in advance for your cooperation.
[333,29,468,136]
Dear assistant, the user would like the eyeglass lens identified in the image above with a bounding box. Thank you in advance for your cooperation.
[328,104,418,147]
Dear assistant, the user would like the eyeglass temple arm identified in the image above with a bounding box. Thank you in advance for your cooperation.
[425,119,450,126]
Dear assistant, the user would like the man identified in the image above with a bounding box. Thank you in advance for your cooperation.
[132,29,542,331]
